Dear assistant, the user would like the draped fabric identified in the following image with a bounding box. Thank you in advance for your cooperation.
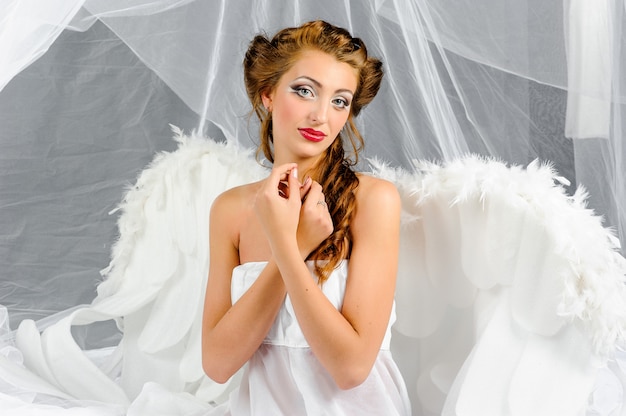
[1,0,625,381]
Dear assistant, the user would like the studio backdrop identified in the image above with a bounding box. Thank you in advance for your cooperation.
[1,0,625,343]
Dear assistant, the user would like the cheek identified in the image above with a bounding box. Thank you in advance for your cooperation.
[273,98,305,129]
[330,113,350,136]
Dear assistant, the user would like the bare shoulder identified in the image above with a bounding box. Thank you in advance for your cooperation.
[209,181,261,244]
[350,173,401,239]
[354,173,400,213]
[211,181,260,214]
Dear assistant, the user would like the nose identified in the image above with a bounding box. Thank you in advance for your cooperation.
[310,101,329,124]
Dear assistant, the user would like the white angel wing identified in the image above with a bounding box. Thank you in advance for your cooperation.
[372,156,626,416]
[2,132,624,415]
[0,129,265,410]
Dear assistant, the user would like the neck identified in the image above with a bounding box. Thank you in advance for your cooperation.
[273,154,322,182]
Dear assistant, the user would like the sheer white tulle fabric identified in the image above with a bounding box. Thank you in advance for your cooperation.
[1,0,626,330]
[206,261,411,415]
[1,1,626,415]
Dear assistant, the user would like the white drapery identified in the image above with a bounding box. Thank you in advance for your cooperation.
[1,0,624,351]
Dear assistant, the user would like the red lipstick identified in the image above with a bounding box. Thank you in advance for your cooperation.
[298,128,326,142]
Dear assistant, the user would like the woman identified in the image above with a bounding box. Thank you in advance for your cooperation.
[201,20,411,415]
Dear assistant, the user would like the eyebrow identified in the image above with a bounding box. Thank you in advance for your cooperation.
[293,76,355,96]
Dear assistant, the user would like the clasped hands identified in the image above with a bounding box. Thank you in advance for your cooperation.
[255,163,334,260]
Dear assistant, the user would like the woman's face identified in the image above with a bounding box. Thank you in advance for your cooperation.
[262,49,358,165]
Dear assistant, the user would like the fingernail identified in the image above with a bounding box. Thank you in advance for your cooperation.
[292,167,298,179]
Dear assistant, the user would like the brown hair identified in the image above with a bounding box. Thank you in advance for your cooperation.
[243,20,383,283]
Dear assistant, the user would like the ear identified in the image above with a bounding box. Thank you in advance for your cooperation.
[261,91,273,112]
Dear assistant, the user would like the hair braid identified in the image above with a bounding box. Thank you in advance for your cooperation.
[307,135,359,283]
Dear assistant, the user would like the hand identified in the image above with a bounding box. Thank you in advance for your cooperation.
[254,163,303,249]
[297,180,334,259]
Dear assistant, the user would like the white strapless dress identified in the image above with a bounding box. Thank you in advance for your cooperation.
[207,260,412,416]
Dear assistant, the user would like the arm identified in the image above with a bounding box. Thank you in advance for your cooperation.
[258,170,401,389]
[201,189,287,383]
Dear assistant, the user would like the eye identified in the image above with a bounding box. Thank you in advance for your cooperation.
[291,85,315,99]
[332,97,350,109]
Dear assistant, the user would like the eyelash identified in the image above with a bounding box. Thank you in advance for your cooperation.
[292,86,314,98]
[332,98,349,109]
[290,85,351,109]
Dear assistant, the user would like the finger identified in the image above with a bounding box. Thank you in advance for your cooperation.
[287,166,301,201]
[303,181,325,208]
[310,181,324,199]
[269,163,298,197]
[299,176,312,200]
[270,163,298,182]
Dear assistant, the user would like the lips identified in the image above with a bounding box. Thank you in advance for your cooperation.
[298,128,326,142]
